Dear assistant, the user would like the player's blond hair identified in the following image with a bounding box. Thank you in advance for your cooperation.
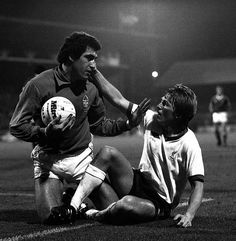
[167,84,197,126]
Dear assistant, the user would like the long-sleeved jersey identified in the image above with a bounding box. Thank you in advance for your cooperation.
[209,94,231,113]
[9,66,130,155]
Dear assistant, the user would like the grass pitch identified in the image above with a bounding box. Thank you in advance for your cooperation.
[0,132,235,241]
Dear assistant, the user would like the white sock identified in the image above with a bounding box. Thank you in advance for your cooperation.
[70,164,106,210]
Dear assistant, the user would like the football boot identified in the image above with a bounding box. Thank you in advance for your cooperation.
[49,205,77,224]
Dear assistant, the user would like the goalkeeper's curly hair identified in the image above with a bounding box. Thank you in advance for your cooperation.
[57,31,101,65]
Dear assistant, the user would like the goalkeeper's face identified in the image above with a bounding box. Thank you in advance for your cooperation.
[71,46,98,83]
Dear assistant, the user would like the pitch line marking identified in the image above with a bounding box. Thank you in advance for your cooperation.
[178,197,214,207]
[0,197,214,240]
[0,223,98,241]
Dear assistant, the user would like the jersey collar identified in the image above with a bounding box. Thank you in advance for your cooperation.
[54,65,71,87]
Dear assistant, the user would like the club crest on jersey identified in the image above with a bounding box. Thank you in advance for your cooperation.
[82,95,89,112]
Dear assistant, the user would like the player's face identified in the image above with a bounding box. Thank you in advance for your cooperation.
[216,87,223,95]
[154,94,175,126]
[71,46,97,82]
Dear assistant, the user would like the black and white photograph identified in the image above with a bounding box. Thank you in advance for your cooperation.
[0,0,235,240]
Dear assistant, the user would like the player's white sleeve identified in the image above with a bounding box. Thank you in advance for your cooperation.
[185,133,204,177]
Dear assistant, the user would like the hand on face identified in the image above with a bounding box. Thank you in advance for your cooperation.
[71,46,98,82]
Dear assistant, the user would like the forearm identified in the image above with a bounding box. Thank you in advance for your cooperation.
[185,182,204,219]
[92,70,130,114]
[9,121,47,143]
[9,80,46,142]
[9,103,46,143]
[90,117,131,137]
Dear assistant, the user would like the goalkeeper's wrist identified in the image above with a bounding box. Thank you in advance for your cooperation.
[36,127,49,142]
[39,127,48,138]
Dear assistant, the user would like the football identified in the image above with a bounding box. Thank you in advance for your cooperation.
[41,96,76,125]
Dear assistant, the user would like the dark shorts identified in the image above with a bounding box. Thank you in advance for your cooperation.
[129,169,171,218]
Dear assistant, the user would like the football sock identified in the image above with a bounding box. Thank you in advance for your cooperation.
[215,130,221,146]
[70,164,106,211]
[62,187,75,206]
[223,134,227,145]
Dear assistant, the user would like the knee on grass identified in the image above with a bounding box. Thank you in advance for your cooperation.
[35,206,52,224]
[37,206,65,225]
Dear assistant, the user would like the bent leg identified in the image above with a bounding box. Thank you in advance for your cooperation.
[89,180,119,210]
[70,146,133,211]
[34,177,63,223]
[87,195,156,224]
[92,145,134,197]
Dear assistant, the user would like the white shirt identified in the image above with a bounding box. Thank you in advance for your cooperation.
[139,110,204,207]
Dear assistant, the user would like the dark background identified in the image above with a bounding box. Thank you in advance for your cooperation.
[1,0,236,129]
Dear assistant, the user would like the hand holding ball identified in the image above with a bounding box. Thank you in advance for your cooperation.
[41,97,76,126]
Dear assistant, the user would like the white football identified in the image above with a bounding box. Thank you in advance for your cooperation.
[41,96,76,125]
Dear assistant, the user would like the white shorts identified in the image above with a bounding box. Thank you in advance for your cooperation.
[212,112,228,124]
[31,142,93,183]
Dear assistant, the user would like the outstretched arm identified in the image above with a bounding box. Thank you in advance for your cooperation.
[91,68,151,127]
[91,69,130,114]
[173,180,203,228]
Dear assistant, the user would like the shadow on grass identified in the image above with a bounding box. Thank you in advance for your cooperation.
[0,209,40,224]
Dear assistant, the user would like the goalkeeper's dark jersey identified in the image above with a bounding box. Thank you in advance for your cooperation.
[9,66,129,155]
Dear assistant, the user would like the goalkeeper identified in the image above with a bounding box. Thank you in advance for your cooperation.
[9,31,150,225]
